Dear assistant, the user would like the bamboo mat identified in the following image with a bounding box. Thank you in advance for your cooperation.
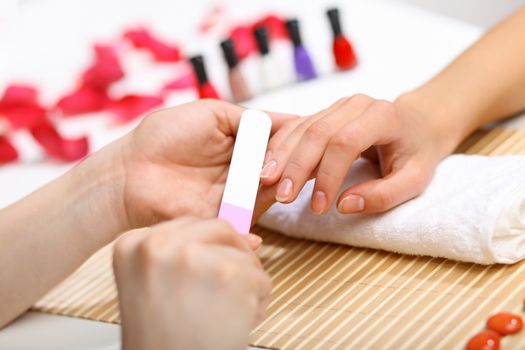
[33,128,525,349]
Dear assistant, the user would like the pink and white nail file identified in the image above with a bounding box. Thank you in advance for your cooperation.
[218,109,272,234]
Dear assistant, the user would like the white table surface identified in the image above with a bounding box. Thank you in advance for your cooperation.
[0,0,505,348]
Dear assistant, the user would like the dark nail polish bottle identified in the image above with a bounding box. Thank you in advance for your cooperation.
[189,55,220,99]
[220,39,252,102]
[254,26,285,90]
[286,18,317,81]
[327,8,357,70]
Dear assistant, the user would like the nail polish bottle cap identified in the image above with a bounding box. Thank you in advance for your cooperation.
[285,18,302,47]
[189,55,209,85]
[327,8,343,37]
[254,27,270,56]
[220,39,239,69]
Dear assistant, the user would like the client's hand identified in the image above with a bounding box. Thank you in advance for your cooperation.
[113,218,271,350]
[258,94,460,214]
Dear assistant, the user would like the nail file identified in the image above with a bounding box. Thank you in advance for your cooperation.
[218,109,272,234]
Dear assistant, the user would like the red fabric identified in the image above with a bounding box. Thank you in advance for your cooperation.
[30,121,88,161]
[0,85,47,129]
[56,85,110,116]
[123,27,182,62]
[0,135,18,164]
[162,72,196,92]
[81,44,125,90]
[0,84,90,162]
[56,44,123,116]
[108,94,163,123]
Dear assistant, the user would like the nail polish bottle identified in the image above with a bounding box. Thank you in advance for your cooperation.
[327,8,357,70]
[189,55,220,99]
[285,18,317,81]
[220,39,253,103]
[253,27,286,90]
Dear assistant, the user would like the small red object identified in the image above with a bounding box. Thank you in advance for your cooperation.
[162,72,197,92]
[82,44,124,90]
[333,35,357,70]
[466,330,500,350]
[123,27,181,62]
[30,121,88,161]
[0,85,47,129]
[255,15,288,40]
[189,55,220,100]
[486,312,523,335]
[108,94,163,123]
[327,8,357,70]
[197,82,220,100]
[56,85,110,116]
[0,135,18,164]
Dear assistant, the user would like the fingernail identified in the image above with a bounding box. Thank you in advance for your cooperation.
[264,150,272,163]
[311,191,327,214]
[260,159,277,179]
[247,233,263,249]
[276,178,293,202]
[337,194,365,213]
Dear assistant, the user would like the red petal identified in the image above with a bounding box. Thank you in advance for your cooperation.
[123,27,181,62]
[56,85,111,116]
[108,94,163,123]
[81,44,124,90]
[30,121,89,161]
[0,135,18,164]
[0,85,39,110]
[2,105,47,130]
[162,72,196,91]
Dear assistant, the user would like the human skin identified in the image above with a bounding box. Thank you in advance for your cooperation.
[259,7,525,215]
[113,218,272,350]
[0,99,293,328]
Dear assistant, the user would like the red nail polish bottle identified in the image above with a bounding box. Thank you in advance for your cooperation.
[327,8,357,70]
[189,55,220,99]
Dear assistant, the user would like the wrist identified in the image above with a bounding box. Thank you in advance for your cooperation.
[68,140,129,246]
[395,89,474,155]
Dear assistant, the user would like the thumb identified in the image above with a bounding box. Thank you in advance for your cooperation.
[336,160,434,214]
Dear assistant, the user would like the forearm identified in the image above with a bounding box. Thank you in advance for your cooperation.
[0,147,126,328]
[399,7,525,144]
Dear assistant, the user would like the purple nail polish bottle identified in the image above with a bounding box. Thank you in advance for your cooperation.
[286,19,317,81]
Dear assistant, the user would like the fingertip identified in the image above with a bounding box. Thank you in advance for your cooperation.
[246,233,263,251]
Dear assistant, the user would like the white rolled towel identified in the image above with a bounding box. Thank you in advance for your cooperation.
[258,155,525,264]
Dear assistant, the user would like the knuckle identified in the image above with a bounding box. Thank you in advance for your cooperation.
[137,235,167,266]
[304,119,332,141]
[375,191,394,211]
[329,131,358,152]
[216,261,238,286]
[349,93,372,107]
[286,157,307,175]
[375,100,397,120]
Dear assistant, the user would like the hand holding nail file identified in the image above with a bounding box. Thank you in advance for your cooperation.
[218,109,272,234]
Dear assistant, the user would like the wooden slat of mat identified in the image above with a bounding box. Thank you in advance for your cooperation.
[31,128,525,350]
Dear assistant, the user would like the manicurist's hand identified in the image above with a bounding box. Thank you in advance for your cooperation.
[113,218,271,350]
[258,94,462,214]
[80,99,294,239]
[0,99,291,328]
